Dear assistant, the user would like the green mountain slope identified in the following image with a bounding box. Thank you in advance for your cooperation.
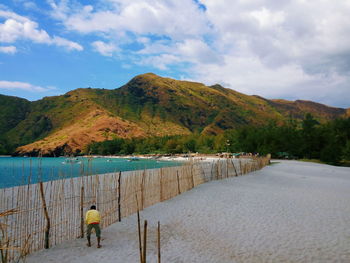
[0,94,30,134]
[0,73,348,156]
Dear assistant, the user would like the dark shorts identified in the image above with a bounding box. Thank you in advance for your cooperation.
[87,224,101,238]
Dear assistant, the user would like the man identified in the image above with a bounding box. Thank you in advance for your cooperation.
[85,205,101,248]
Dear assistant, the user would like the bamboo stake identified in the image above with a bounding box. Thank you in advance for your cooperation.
[135,194,143,263]
[39,182,50,249]
[143,220,147,263]
[226,158,229,178]
[231,160,238,176]
[239,159,243,176]
[118,171,121,222]
[157,221,161,263]
[190,164,195,188]
[137,210,143,263]
[216,160,219,180]
[176,171,181,195]
[210,162,214,181]
[141,171,145,210]
[159,169,163,202]
[80,186,84,238]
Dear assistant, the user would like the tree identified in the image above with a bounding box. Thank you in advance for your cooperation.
[343,140,350,161]
[301,113,320,159]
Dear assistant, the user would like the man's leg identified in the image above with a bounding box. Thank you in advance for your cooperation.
[97,237,101,248]
[95,224,102,248]
[86,224,92,247]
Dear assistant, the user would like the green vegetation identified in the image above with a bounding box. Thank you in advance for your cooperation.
[0,74,349,157]
[0,95,31,154]
[85,115,350,166]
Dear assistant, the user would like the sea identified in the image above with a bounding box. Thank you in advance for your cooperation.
[0,156,182,189]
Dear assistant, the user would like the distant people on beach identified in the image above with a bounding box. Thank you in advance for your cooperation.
[85,205,102,248]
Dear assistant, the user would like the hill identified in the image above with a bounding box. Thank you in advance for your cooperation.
[0,73,348,156]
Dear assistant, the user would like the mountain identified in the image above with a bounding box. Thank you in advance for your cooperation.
[0,73,348,156]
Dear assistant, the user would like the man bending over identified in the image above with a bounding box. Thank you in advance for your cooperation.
[85,205,101,248]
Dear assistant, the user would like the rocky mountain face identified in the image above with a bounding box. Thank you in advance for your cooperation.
[0,73,348,156]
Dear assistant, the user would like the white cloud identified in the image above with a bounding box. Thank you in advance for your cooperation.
[92,41,119,56]
[52,0,209,39]
[46,0,70,20]
[250,8,285,28]
[52,36,83,51]
[0,80,55,92]
[46,0,350,107]
[0,9,83,51]
[138,54,181,70]
[0,45,16,54]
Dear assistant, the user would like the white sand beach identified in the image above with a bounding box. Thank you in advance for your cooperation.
[26,160,350,263]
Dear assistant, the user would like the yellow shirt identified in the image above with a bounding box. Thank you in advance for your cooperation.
[85,209,101,225]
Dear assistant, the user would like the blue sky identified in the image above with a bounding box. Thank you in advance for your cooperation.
[1,0,350,108]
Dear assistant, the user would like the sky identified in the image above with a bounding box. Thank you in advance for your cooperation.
[0,0,350,108]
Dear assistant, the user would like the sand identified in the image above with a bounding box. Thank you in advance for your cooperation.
[26,160,350,262]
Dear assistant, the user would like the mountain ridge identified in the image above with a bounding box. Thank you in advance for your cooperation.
[0,73,348,156]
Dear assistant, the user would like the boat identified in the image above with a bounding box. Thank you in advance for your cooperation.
[127,157,140,161]
[62,157,80,164]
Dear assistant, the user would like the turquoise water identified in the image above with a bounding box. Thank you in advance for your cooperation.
[0,157,181,189]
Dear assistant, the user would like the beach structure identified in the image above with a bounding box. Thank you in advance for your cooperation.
[0,156,270,262]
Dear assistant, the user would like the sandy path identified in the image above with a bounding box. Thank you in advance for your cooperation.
[26,160,350,262]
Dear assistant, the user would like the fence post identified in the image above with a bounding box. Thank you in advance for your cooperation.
[141,171,145,210]
[191,164,195,188]
[239,159,243,176]
[80,185,84,238]
[143,220,148,263]
[118,171,121,222]
[159,169,163,202]
[137,210,143,263]
[176,171,181,195]
[158,221,161,263]
[226,158,229,178]
[39,182,50,249]
[231,160,238,176]
[216,160,219,180]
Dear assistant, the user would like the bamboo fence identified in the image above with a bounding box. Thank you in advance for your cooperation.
[0,155,270,262]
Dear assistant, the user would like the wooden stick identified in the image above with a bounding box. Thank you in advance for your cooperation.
[157,221,161,263]
[191,164,195,188]
[118,171,121,222]
[39,182,50,249]
[216,160,219,180]
[141,171,145,210]
[80,186,84,238]
[176,171,181,195]
[143,220,147,263]
[239,159,243,176]
[159,169,163,202]
[231,160,238,176]
[135,193,143,263]
[137,210,143,263]
[226,158,229,178]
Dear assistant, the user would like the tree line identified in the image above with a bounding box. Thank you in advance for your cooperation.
[86,114,350,166]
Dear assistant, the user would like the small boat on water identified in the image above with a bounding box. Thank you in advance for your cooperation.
[62,157,80,164]
[127,157,140,162]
